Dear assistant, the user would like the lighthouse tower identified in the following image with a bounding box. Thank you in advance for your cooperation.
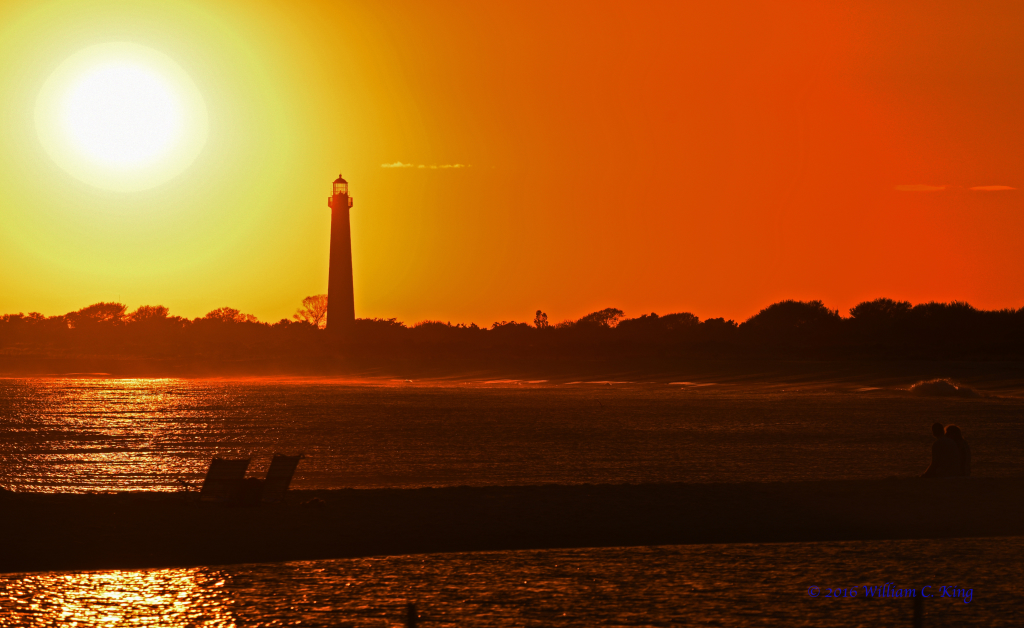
[326,174,355,336]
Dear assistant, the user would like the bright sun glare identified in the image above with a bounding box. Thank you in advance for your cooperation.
[64,63,182,168]
[36,43,208,193]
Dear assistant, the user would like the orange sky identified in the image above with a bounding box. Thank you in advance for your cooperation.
[2,1,1023,325]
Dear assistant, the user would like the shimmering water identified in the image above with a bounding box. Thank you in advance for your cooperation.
[1,377,1023,492]
[2,537,1021,627]
[2,378,1023,625]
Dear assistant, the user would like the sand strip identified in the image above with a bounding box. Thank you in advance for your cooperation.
[2,478,1022,574]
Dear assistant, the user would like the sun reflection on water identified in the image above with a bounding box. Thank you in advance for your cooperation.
[2,568,236,627]
[3,377,1024,493]
[2,538,1021,627]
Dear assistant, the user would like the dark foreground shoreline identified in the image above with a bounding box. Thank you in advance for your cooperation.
[3,478,1023,574]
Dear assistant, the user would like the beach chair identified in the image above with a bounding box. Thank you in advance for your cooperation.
[198,457,251,503]
[261,453,304,503]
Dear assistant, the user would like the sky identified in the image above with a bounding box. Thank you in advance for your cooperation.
[1,0,1023,326]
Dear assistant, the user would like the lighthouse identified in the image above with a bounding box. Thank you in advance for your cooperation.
[326,174,355,336]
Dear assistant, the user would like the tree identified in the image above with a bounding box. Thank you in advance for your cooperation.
[203,307,259,324]
[848,298,912,343]
[849,298,912,324]
[743,300,839,331]
[293,294,328,329]
[534,310,549,329]
[741,300,841,347]
[65,302,127,328]
[576,307,624,328]
[127,305,170,324]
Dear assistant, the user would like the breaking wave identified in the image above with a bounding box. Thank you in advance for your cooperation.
[908,378,981,398]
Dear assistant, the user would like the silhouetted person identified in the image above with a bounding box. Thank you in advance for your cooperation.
[921,422,960,477]
[944,424,971,477]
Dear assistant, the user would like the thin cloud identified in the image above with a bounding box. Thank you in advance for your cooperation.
[895,183,1016,193]
[895,184,949,192]
[382,162,471,169]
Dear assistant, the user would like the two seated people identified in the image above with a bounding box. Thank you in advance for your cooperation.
[922,422,971,478]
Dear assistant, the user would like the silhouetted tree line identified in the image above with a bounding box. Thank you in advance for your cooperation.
[3,297,1024,363]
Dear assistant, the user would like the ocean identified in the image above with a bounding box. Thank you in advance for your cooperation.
[1,377,1022,626]
[2,539,1021,626]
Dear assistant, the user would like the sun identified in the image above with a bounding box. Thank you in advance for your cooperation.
[64,63,181,169]
[36,43,208,193]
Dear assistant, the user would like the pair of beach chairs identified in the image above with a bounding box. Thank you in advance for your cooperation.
[197,454,303,504]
